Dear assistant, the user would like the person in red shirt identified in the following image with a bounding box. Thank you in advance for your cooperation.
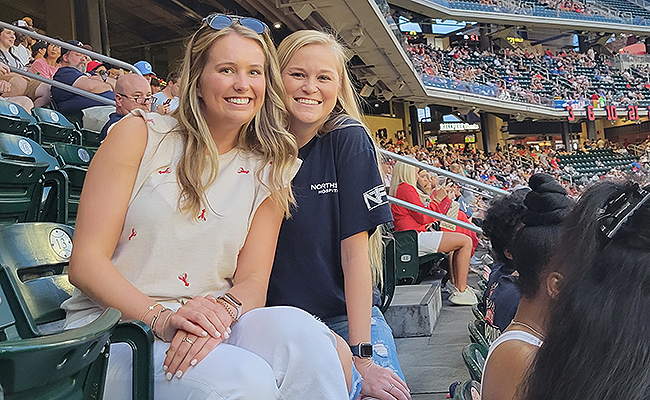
[389,162,477,305]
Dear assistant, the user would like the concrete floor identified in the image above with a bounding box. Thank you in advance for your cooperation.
[394,276,477,399]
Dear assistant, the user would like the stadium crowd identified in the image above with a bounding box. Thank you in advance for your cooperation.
[407,42,650,107]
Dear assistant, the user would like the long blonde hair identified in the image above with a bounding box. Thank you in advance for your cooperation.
[278,30,384,286]
[389,161,430,204]
[173,22,298,217]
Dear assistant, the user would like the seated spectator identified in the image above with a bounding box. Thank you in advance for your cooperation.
[11,20,33,66]
[519,181,650,400]
[150,76,162,94]
[86,60,107,77]
[30,41,60,79]
[152,71,179,114]
[134,60,156,80]
[481,174,572,400]
[30,41,47,62]
[51,40,115,121]
[100,73,151,141]
[0,27,30,97]
[390,161,478,305]
[480,188,528,332]
[0,61,33,112]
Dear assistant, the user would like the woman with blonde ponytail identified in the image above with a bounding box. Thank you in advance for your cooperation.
[62,15,349,399]
[267,30,410,400]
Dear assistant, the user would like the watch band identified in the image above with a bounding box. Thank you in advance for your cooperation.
[350,342,373,358]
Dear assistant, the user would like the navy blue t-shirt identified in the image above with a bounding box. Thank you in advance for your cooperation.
[99,112,123,141]
[52,67,115,118]
[484,261,521,332]
[267,123,393,319]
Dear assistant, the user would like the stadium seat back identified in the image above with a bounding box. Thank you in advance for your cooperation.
[393,230,420,284]
[462,343,488,382]
[0,222,154,399]
[0,303,119,400]
[0,99,29,135]
[0,132,59,171]
[454,379,481,400]
[32,108,80,145]
[49,143,93,224]
[51,142,94,168]
[468,319,490,348]
[0,158,48,224]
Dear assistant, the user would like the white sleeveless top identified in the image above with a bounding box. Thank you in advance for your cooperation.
[480,329,543,394]
[63,110,300,325]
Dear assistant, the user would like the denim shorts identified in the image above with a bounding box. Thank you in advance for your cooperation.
[323,306,406,399]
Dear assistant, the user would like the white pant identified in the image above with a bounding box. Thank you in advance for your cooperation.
[417,231,444,257]
[71,306,349,400]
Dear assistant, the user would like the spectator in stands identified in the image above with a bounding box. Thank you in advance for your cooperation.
[61,16,349,400]
[51,39,115,121]
[86,60,107,76]
[99,73,151,141]
[267,30,410,400]
[0,61,33,111]
[0,27,30,97]
[11,20,33,66]
[390,161,478,305]
[152,70,179,114]
[519,181,650,400]
[30,41,60,79]
[480,189,528,332]
[30,41,46,62]
[150,75,162,94]
[481,173,571,400]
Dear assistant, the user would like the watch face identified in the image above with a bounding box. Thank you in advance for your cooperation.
[360,343,373,358]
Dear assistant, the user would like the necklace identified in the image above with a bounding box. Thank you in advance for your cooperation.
[510,320,545,340]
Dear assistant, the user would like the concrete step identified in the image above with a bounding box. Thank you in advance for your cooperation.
[384,281,442,338]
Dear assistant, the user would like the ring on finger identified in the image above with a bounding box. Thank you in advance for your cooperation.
[182,335,195,345]
[388,383,395,392]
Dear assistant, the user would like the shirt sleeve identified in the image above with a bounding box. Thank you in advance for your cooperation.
[335,125,393,240]
[29,59,46,76]
[396,183,438,226]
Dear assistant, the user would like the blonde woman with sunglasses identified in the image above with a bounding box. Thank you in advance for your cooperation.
[62,15,349,400]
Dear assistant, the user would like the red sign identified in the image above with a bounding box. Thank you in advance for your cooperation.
[586,105,595,121]
[627,105,639,121]
[606,105,617,121]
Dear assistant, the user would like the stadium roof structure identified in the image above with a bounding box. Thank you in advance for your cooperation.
[390,0,650,34]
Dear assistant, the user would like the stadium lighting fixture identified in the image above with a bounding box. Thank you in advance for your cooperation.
[397,79,406,91]
[274,22,282,29]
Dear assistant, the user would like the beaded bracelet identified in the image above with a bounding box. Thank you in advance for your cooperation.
[214,297,237,324]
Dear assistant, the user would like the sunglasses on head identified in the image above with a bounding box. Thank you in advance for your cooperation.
[204,14,268,34]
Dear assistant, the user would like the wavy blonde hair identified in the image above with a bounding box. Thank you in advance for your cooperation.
[278,30,385,286]
[173,21,298,217]
[389,161,430,204]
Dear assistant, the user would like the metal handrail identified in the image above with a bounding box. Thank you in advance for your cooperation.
[388,196,483,234]
[379,148,509,197]
[8,66,115,106]
[0,20,140,75]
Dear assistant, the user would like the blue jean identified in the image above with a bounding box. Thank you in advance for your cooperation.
[323,306,406,399]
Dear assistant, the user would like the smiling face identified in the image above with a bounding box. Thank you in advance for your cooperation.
[281,43,341,139]
[198,34,266,136]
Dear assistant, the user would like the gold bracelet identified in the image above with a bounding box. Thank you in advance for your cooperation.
[154,309,173,341]
[140,302,162,322]
[214,297,237,324]
[149,306,165,331]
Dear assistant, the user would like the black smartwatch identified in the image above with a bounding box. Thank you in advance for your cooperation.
[350,342,373,358]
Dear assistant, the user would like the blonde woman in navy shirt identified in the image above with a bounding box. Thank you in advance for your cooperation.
[267,30,411,400]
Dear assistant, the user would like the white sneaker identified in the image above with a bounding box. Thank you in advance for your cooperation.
[448,286,479,306]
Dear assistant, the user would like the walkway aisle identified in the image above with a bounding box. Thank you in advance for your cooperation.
[394,278,477,400]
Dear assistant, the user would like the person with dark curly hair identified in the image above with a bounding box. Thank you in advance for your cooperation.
[481,188,529,332]
[481,173,572,400]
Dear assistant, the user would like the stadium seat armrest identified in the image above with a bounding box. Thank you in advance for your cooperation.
[112,319,155,400]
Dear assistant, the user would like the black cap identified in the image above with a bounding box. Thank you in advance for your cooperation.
[57,40,84,64]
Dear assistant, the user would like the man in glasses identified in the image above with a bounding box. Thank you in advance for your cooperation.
[99,73,151,141]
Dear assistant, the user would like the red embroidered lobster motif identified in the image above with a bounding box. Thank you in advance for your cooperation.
[144,118,155,125]
[178,273,190,287]
[158,167,171,174]
[197,208,207,222]
[237,167,250,174]
[128,228,137,241]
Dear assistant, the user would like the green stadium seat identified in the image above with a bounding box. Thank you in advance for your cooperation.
[48,143,95,224]
[380,236,396,313]
[31,108,81,145]
[0,222,154,399]
[471,303,485,321]
[468,319,490,349]
[393,230,446,284]
[0,306,120,400]
[462,343,488,382]
[0,99,29,135]
[0,158,48,224]
[454,379,481,400]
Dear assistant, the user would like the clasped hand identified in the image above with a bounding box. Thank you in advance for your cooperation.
[162,295,234,380]
[356,358,411,400]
